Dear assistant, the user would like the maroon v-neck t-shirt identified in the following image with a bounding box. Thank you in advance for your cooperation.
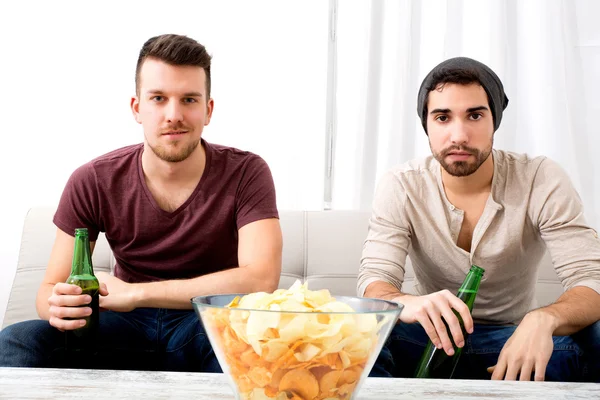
[53,140,279,283]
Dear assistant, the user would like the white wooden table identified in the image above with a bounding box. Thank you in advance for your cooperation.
[0,368,597,399]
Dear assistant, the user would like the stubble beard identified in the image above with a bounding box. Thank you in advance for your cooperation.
[432,141,493,177]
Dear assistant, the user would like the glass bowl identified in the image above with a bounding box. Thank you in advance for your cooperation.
[192,293,402,400]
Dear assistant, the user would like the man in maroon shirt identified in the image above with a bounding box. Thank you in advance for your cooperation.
[0,34,282,372]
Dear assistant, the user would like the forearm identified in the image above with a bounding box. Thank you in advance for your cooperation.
[133,265,279,309]
[35,283,55,320]
[363,280,411,302]
[529,286,600,336]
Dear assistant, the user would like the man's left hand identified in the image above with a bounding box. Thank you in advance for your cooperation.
[488,311,557,381]
[96,271,140,312]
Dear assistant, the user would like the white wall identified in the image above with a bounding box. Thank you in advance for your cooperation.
[0,0,329,327]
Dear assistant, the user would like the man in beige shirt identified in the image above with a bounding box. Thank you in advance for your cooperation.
[359,57,600,382]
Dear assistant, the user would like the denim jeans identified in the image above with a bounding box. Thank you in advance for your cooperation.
[0,308,221,372]
[370,320,600,382]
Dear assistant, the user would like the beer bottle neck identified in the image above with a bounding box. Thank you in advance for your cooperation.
[457,271,483,311]
[71,234,95,277]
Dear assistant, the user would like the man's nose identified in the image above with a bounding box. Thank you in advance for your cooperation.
[165,101,184,123]
[449,120,469,145]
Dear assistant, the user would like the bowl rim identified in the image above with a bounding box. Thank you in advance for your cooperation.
[190,293,404,315]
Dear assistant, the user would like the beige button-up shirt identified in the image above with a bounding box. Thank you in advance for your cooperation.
[358,149,600,324]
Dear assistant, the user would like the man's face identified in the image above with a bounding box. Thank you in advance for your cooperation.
[427,83,494,177]
[131,58,213,163]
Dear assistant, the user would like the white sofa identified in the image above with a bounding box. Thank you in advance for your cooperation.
[2,207,564,329]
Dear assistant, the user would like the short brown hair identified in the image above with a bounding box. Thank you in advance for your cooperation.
[135,34,212,99]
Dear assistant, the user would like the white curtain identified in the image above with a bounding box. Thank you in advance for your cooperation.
[331,0,600,230]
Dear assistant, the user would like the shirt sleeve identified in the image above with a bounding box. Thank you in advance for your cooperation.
[357,170,412,297]
[529,158,600,295]
[53,162,102,241]
[234,154,279,229]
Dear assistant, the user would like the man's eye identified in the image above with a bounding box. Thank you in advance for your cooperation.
[151,96,164,102]
[436,115,448,122]
[470,113,482,120]
[183,98,197,103]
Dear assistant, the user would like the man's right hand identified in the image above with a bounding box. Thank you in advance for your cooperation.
[394,290,473,356]
[47,283,107,331]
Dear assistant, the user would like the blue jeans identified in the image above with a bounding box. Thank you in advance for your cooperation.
[0,308,221,372]
[371,321,600,382]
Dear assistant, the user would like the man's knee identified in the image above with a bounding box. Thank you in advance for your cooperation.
[371,323,429,378]
[0,320,61,367]
[571,320,600,382]
[574,320,600,351]
[0,320,46,348]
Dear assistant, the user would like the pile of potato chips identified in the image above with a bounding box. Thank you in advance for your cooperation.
[202,280,385,400]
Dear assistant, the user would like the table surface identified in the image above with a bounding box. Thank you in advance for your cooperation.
[0,367,597,399]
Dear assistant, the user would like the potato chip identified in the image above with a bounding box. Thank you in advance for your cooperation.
[247,366,272,387]
[341,366,361,385]
[262,341,290,363]
[293,342,321,362]
[319,370,342,395]
[279,369,319,400]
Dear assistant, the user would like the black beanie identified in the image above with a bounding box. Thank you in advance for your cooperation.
[417,57,509,133]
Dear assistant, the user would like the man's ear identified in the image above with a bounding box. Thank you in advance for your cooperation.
[130,96,142,124]
[204,98,214,126]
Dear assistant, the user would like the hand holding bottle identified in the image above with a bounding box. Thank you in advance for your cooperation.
[47,282,108,331]
[412,265,485,378]
[395,290,473,356]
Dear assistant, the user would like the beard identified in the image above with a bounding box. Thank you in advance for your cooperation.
[432,142,492,177]
[148,138,201,163]
[146,123,201,163]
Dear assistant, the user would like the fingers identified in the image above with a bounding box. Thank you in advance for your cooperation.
[49,316,87,331]
[433,291,467,353]
[419,298,453,353]
[519,361,534,381]
[404,291,475,357]
[418,291,472,356]
[49,305,93,320]
[53,283,82,296]
[48,293,93,308]
[415,309,442,349]
[99,283,109,296]
[444,292,474,334]
[50,283,92,307]
[504,362,520,381]
[491,357,543,381]
[491,350,520,380]
[534,360,547,382]
[439,307,464,348]
[491,357,507,380]
[428,309,454,356]
[417,298,452,355]
[48,282,94,331]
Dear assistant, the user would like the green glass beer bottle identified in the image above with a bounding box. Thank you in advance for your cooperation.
[65,228,100,351]
[414,265,485,378]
